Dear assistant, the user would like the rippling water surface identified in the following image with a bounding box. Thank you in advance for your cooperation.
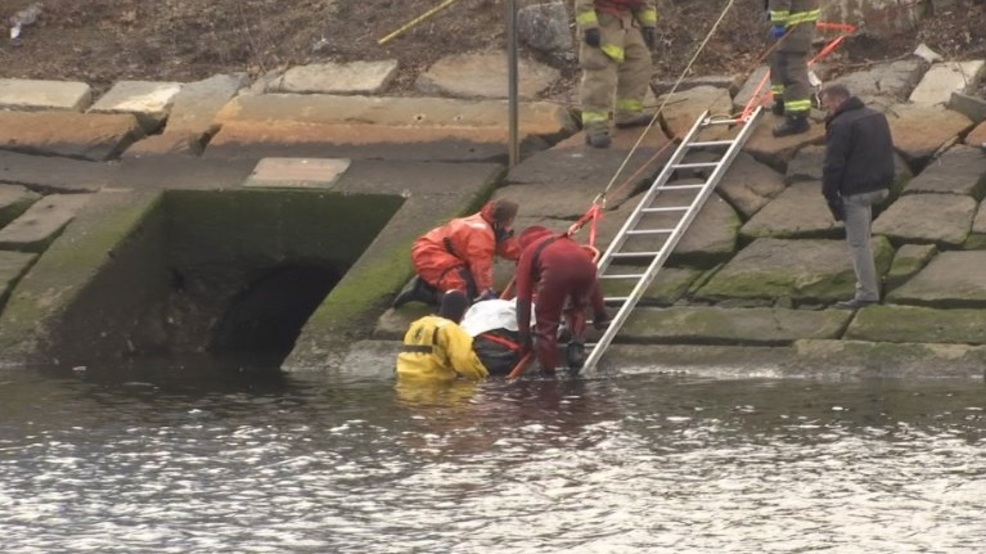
[1,365,984,553]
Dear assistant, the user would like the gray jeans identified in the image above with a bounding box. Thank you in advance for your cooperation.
[844,189,889,302]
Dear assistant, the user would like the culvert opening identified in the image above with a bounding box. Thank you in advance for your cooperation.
[43,188,403,371]
[210,264,341,367]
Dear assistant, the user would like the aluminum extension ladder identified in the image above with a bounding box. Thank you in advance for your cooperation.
[580,106,764,374]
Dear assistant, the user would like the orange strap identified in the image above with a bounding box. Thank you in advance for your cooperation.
[565,203,604,248]
[506,352,533,381]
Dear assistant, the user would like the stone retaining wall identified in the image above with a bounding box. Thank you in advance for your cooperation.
[1,44,986,379]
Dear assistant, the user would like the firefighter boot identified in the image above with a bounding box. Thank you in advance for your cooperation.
[565,341,586,373]
[392,276,438,308]
[772,114,810,138]
[771,97,785,116]
[615,112,654,128]
[586,130,612,149]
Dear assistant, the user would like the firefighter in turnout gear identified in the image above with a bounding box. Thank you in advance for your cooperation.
[767,0,820,137]
[575,0,659,149]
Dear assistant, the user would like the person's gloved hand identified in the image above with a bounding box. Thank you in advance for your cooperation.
[770,24,786,40]
[827,198,845,222]
[476,288,498,302]
[642,27,655,49]
[583,27,601,48]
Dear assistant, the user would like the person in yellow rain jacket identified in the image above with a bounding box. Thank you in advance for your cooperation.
[766,0,820,137]
[396,290,490,382]
[574,0,659,149]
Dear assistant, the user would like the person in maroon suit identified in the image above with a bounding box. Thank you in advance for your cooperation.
[514,226,610,375]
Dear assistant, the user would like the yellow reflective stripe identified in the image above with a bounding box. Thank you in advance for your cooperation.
[576,10,598,26]
[771,85,785,94]
[601,44,624,62]
[769,10,789,24]
[582,111,609,124]
[784,99,812,113]
[616,99,643,112]
[638,8,658,25]
[787,10,821,25]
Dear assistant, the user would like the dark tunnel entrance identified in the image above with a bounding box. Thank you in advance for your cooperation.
[210,264,341,368]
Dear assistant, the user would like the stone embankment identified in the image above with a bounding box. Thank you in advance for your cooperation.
[1,35,986,379]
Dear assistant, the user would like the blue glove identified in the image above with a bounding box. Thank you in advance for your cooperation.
[771,24,786,39]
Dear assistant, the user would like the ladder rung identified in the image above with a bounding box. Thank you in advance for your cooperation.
[661,184,704,190]
[687,140,734,148]
[610,251,662,258]
[599,273,645,280]
[642,206,688,213]
[671,162,721,170]
[604,296,631,304]
[702,117,742,126]
[626,228,673,235]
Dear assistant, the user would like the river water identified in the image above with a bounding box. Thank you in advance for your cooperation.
[1,363,984,553]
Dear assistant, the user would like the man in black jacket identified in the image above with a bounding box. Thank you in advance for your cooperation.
[820,84,894,309]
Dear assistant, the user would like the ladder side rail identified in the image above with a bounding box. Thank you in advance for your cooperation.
[582,107,763,374]
[585,173,717,373]
[596,110,712,275]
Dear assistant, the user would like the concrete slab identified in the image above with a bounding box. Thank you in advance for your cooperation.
[0,111,144,162]
[695,237,893,304]
[89,80,183,132]
[716,152,787,219]
[207,93,575,162]
[0,194,93,252]
[831,58,928,109]
[503,127,672,209]
[164,73,249,136]
[0,184,42,228]
[886,104,974,170]
[272,60,399,95]
[966,121,986,147]
[0,251,37,300]
[0,189,164,365]
[122,133,206,158]
[622,306,851,345]
[847,305,986,344]
[653,74,744,97]
[740,182,839,241]
[743,112,826,171]
[908,60,986,106]
[415,52,561,100]
[902,145,986,197]
[0,78,93,112]
[658,86,736,141]
[0,150,258,192]
[888,250,986,308]
[732,65,771,114]
[885,243,938,293]
[874,193,977,248]
[949,92,986,124]
[242,158,351,189]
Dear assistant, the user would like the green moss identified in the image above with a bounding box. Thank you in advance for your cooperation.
[0,192,164,356]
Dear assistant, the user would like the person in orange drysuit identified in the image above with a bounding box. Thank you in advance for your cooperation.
[514,226,610,376]
[393,200,522,308]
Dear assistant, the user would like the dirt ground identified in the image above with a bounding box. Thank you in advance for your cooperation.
[0,0,985,97]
